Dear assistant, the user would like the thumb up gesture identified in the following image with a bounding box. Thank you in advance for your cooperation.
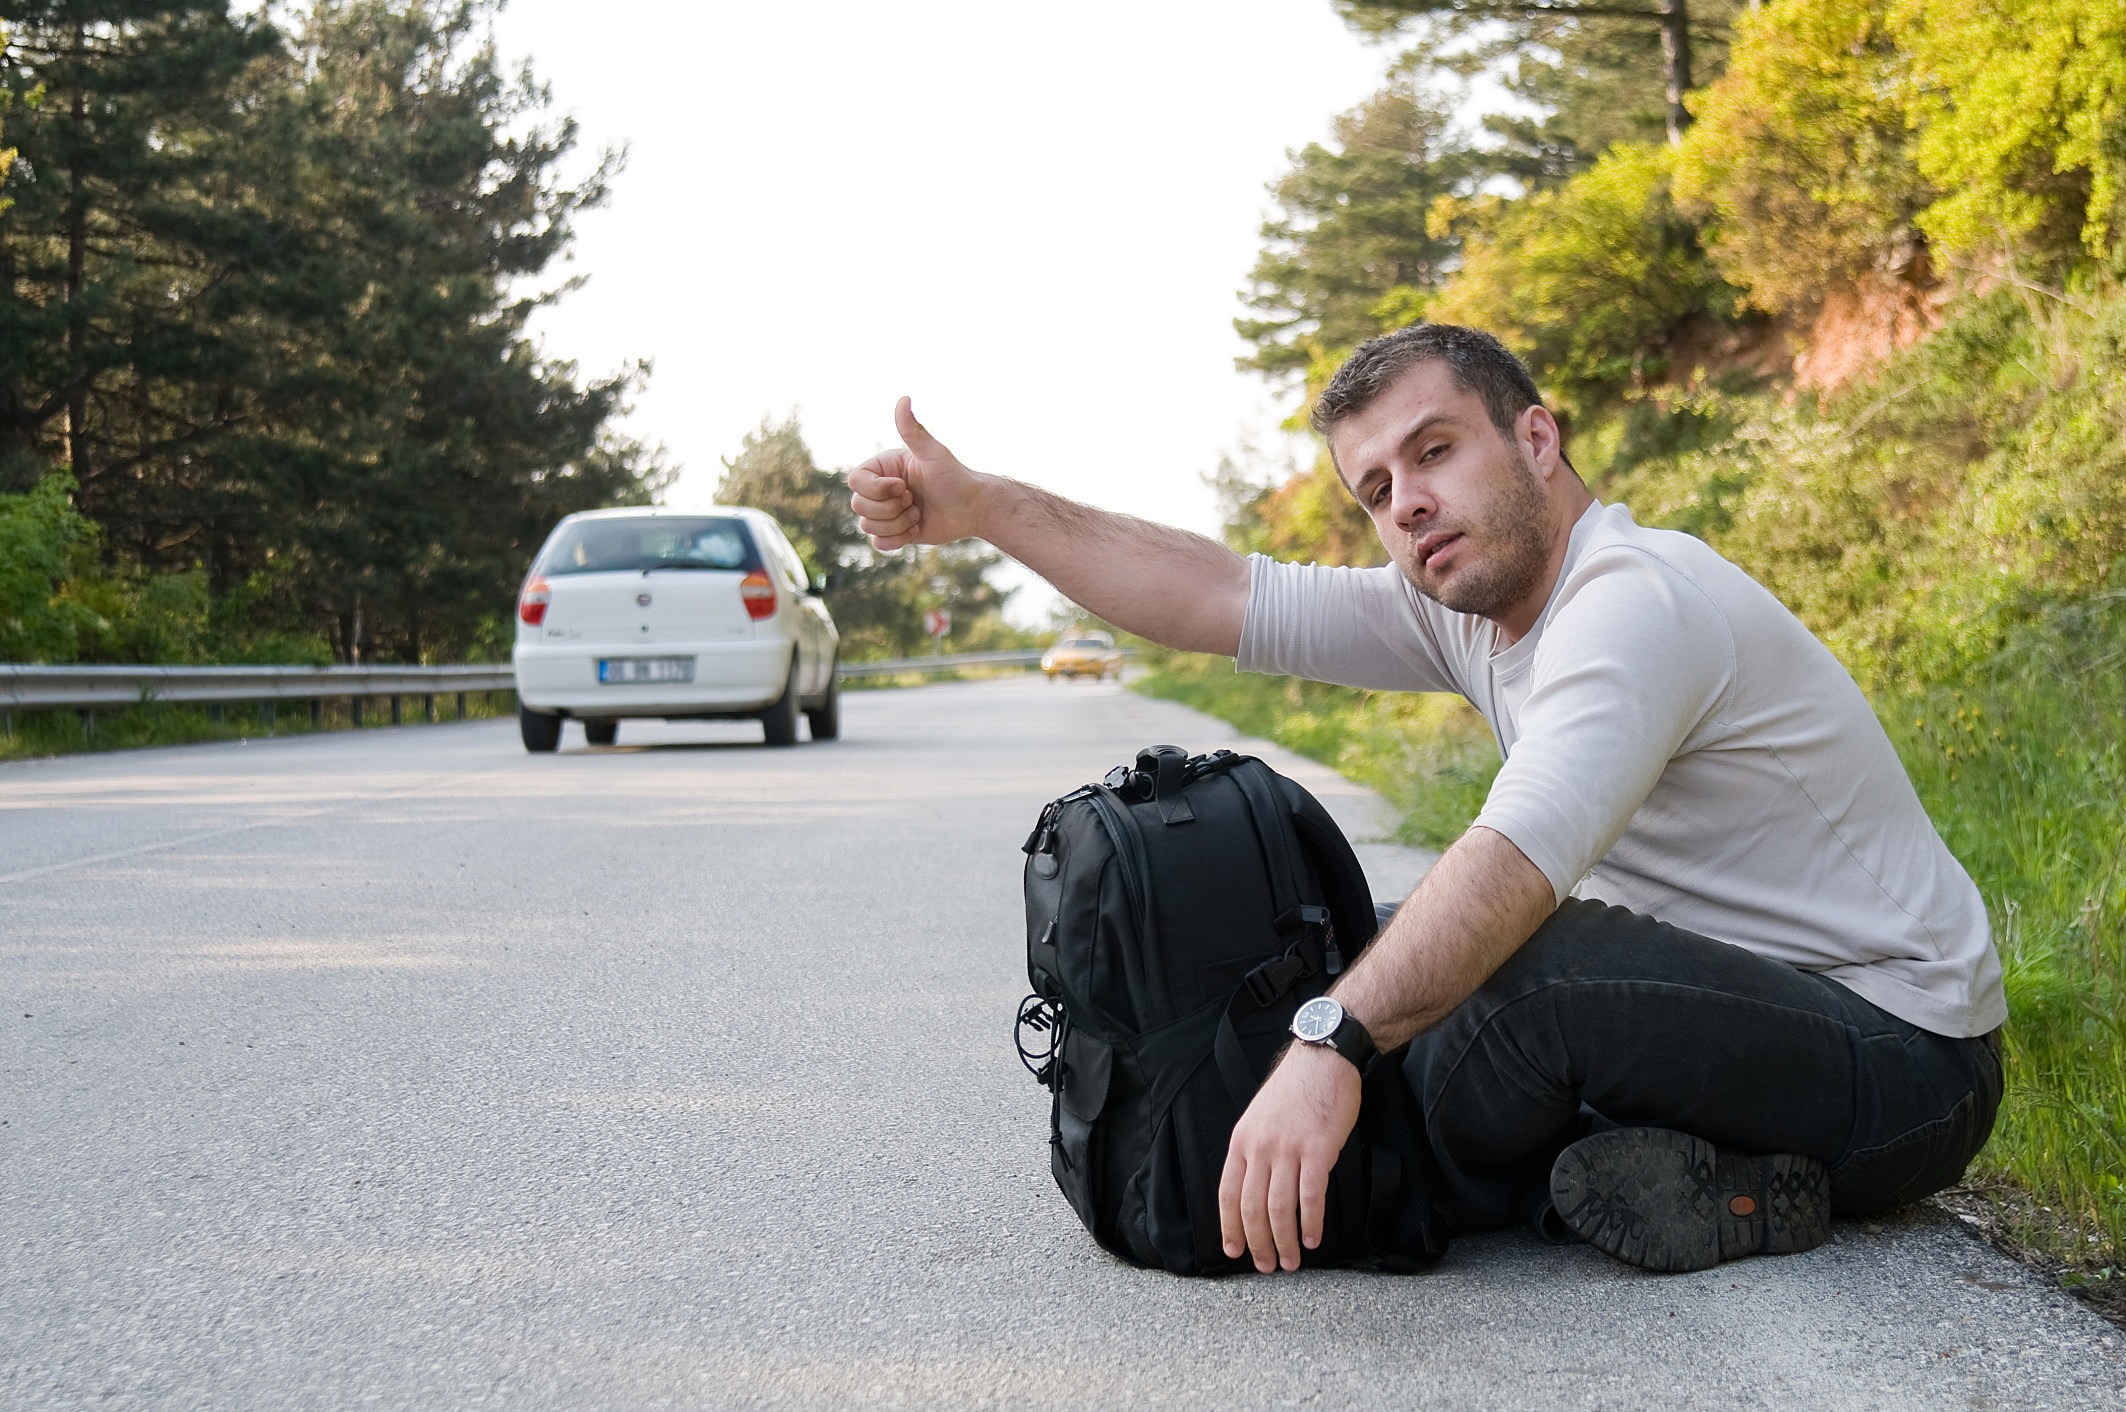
[848,398,986,551]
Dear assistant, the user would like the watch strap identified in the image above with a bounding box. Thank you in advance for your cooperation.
[1327,1010,1379,1073]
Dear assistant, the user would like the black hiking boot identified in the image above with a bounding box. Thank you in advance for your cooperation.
[1549,1127,1832,1273]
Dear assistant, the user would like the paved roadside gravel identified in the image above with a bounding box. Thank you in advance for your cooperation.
[2,676,2119,1409]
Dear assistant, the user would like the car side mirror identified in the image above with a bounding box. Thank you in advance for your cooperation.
[813,572,841,595]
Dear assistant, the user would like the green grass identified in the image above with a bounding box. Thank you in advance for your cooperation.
[1881,596,2126,1280]
[840,664,1049,692]
[0,691,518,762]
[1135,624,2126,1283]
[1132,651,1499,852]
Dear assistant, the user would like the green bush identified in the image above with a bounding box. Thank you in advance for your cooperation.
[0,474,98,662]
[0,470,336,668]
[1603,288,2126,689]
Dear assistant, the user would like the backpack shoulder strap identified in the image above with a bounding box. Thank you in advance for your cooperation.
[1279,776,1380,961]
[1209,756,1374,1109]
[1224,757,1305,921]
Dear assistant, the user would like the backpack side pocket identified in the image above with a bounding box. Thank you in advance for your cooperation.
[1051,1025,1113,1237]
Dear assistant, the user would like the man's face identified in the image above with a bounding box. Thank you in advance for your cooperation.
[1329,360,1559,624]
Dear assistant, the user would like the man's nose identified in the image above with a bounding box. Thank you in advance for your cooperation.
[1390,473,1435,534]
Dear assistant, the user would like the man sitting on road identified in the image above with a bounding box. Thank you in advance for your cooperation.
[848,324,2006,1277]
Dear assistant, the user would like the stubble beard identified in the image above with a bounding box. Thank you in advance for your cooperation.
[1400,444,1558,621]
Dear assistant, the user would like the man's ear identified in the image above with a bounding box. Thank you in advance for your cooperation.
[1520,405,1566,478]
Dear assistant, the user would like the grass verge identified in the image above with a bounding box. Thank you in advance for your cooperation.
[1133,651,1498,852]
[1134,631,2125,1315]
[841,665,1049,691]
[0,691,517,762]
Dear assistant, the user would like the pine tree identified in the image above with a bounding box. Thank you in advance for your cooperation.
[0,2,277,504]
[1337,1,1746,156]
[1237,80,1487,378]
[0,1,667,663]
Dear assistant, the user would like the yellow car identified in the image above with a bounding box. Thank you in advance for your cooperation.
[1042,631,1123,682]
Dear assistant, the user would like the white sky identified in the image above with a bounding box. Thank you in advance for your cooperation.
[489,0,1396,622]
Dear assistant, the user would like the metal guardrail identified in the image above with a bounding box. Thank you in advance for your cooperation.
[0,647,1105,716]
[0,663,514,712]
[837,649,1048,678]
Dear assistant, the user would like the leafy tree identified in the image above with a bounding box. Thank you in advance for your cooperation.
[1427,143,1736,414]
[1475,10,1676,181]
[1676,0,2126,306]
[714,413,862,573]
[714,414,1019,660]
[1252,462,1385,567]
[1891,0,2126,265]
[1672,0,1930,315]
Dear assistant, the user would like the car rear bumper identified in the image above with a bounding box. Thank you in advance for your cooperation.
[513,639,791,715]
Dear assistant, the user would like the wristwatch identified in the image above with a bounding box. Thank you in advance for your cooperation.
[1289,996,1378,1072]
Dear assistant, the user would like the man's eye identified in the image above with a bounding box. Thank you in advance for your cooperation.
[1421,443,1447,462]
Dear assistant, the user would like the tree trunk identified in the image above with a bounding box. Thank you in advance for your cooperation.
[1660,0,1693,146]
[0,234,25,477]
[354,598,373,665]
[65,29,90,480]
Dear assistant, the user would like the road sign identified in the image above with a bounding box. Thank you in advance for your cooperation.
[924,610,951,639]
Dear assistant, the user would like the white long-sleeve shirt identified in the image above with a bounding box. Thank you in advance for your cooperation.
[1237,501,2006,1039]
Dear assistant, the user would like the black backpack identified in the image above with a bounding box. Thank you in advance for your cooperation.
[1016,745,1447,1275]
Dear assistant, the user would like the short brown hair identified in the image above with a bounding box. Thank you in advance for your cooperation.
[1311,324,1546,446]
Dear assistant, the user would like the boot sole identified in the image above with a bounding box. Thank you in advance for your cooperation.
[1549,1127,1831,1273]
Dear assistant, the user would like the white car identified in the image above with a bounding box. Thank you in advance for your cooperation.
[511,507,840,751]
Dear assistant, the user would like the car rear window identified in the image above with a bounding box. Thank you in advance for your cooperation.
[538,517,761,575]
[1062,638,1111,649]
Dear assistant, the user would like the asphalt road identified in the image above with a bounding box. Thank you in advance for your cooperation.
[2,676,2120,1410]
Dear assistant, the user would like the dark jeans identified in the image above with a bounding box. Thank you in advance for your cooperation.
[1389,899,2004,1235]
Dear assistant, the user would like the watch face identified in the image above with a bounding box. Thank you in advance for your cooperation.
[1292,996,1343,1043]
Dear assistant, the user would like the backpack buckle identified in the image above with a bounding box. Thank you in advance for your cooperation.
[1242,945,1315,1007]
[1271,904,1340,972]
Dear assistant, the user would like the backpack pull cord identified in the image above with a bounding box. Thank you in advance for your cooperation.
[1016,995,1064,1088]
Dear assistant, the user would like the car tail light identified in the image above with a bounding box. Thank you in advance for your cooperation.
[740,570,776,620]
[518,574,551,626]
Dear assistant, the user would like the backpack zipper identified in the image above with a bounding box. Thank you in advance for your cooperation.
[1087,786,1168,1019]
[1022,785,1094,856]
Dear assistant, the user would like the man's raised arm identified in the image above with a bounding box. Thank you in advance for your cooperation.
[848,398,1249,657]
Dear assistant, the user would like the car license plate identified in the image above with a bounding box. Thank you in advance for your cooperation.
[598,656,694,684]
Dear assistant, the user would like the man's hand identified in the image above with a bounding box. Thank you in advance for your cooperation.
[1217,1042,1362,1273]
[1210,828,1555,1274]
[846,395,1250,653]
[849,397,986,550]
